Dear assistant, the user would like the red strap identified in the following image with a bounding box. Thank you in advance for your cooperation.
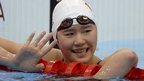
[44,60,67,74]
[1,59,144,80]
[40,59,101,76]
[39,59,144,80]
[64,62,88,76]
[125,67,144,80]
[83,64,101,76]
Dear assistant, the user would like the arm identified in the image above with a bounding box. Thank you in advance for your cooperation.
[0,35,62,61]
[93,49,138,79]
[0,32,58,72]
[0,47,15,68]
[0,37,23,54]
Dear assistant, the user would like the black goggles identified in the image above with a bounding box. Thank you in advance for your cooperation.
[57,15,95,31]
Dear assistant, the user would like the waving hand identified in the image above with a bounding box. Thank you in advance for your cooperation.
[12,31,57,72]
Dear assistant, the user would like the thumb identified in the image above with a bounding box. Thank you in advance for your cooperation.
[34,63,45,72]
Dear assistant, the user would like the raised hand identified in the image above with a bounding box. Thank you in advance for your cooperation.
[12,31,57,72]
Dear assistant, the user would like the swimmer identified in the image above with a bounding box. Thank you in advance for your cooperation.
[0,0,138,79]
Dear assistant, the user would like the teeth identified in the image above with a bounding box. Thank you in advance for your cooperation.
[73,49,86,53]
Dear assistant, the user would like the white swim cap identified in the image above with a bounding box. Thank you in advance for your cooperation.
[52,0,96,39]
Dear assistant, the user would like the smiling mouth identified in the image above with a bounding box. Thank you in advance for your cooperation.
[71,48,89,57]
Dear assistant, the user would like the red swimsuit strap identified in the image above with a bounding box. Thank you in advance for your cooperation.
[38,59,144,79]
[0,58,144,80]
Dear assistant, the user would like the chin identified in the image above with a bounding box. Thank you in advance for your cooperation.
[74,57,91,64]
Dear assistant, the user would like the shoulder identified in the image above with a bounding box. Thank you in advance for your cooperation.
[43,48,63,61]
[99,48,137,65]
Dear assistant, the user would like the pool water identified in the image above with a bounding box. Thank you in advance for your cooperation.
[0,70,129,81]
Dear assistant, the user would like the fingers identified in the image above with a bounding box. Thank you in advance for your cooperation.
[37,33,53,49]
[24,31,55,57]
[33,63,44,72]
[40,39,57,57]
[31,31,46,47]
[24,32,35,47]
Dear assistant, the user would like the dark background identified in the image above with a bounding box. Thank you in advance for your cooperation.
[50,0,59,48]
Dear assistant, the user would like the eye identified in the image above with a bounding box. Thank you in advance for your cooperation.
[85,30,91,33]
[83,29,92,33]
[82,25,93,33]
[64,32,74,36]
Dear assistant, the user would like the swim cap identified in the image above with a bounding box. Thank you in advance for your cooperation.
[52,0,96,39]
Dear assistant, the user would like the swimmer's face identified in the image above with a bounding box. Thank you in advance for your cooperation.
[57,23,97,64]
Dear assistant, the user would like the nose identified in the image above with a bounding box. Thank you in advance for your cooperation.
[74,33,85,47]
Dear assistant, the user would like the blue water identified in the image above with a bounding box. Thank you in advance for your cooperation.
[0,39,144,81]
[0,71,127,81]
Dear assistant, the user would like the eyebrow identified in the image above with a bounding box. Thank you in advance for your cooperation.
[63,28,74,33]
[81,25,93,29]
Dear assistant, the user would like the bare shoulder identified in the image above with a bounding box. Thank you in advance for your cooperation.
[99,56,111,65]
[43,48,63,61]
[99,49,127,65]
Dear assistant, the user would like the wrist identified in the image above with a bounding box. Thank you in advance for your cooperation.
[0,47,16,68]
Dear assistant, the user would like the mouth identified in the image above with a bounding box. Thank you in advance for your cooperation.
[71,48,89,58]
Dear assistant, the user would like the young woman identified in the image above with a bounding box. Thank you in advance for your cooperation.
[0,0,138,79]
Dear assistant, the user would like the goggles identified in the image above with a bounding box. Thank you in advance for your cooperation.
[57,15,95,31]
